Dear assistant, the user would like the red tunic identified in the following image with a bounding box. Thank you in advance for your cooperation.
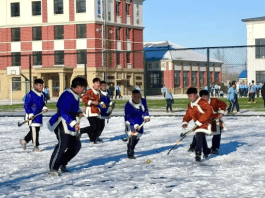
[82,88,101,117]
[209,98,227,133]
[183,97,213,134]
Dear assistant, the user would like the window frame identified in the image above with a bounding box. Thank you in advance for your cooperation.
[12,77,21,91]
[11,28,20,42]
[256,39,265,59]
[116,1,120,16]
[11,2,20,17]
[12,52,21,66]
[116,27,120,40]
[32,1,42,16]
[192,71,197,87]
[33,51,42,66]
[76,24,86,39]
[174,71,180,87]
[183,71,188,87]
[54,25,64,40]
[199,71,204,87]
[76,0,86,13]
[32,26,42,41]
[126,3,130,15]
[54,0,64,14]
[77,50,87,64]
[55,51,64,65]
[256,71,265,84]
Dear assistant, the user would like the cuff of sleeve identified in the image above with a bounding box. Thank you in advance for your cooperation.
[182,121,188,126]
[100,101,105,106]
[28,113,34,118]
[144,116,150,119]
[42,106,48,111]
[109,101,113,106]
[219,110,225,115]
[195,120,202,126]
[77,108,83,113]
[70,120,77,128]
[88,100,92,105]
[134,124,140,129]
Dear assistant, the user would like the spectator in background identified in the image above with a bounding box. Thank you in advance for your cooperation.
[261,82,265,108]
[204,86,208,90]
[227,81,240,115]
[248,80,257,103]
[256,83,262,98]
[115,84,122,99]
[239,83,244,97]
[219,90,224,97]
[165,89,174,113]
[243,82,248,97]
[210,85,215,97]
[43,86,50,104]
[214,84,219,97]
[161,84,167,97]
[136,85,141,93]
[108,83,114,99]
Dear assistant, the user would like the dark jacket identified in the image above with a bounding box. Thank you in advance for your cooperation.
[261,84,265,99]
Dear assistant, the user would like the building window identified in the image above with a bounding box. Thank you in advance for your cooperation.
[256,39,265,59]
[175,71,180,87]
[127,52,131,64]
[150,71,162,88]
[11,3,20,17]
[108,6,111,21]
[117,52,120,65]
[12,52,21,66]
[54,0,63,14]
[97,0,101,18]
[76,0,86,13]
[55,51,64,65]
[11,28,20,41]
[77,24,86,38]
[116,1,120,16]
[116,27,120,40]
[32,1,41,16]
[77,50,87,64]
[33,51,42,65]
[199,72,204,87]
[192,71,197,87]
[126,3,130,15]
[32,27,42,40]
[126,28,130,40]
[54,26,64,40]
[256,71,265,84]
[12,77,21,91]
[183,71,188,87]
[215,72,219,83]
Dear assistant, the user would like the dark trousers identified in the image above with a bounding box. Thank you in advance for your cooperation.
[80,117,101,142]
[24,126,40,146]
[191,130,221,150]
[127,136,139,157]
[166,100,173,111]
[227,99,239,113]
[249,92,255,102]
[99,119,105,137]
[264,99,265,108]
[115,90,122,99]
[239,89,243,97]
[195,132,210,156]
[49,122,81,171]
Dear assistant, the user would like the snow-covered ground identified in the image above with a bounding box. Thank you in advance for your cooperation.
[1,116,265,197]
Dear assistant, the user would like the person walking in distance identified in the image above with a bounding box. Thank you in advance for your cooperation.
[248,80,257,103]
[261,82,265,108]
[48,77,87,176]
[108,83,115,99]
[20,79,48,152]
[227,82,240,114]
[165,89,174,112]
[115,84,122,99]
[161,84,167,98]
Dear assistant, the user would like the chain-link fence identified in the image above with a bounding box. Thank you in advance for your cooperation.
[0,45,264,104]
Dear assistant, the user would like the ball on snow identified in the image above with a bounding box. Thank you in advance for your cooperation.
[146,159,151,164]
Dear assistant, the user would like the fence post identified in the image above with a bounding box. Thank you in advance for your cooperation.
[143,51,147,99]
[207,47,210,91]
[10,82,13,105]
[29,54,32,90]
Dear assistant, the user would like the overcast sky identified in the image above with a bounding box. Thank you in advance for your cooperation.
[143,0,265,48]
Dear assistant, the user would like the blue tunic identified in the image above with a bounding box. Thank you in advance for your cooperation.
[124,98,149,134]
[24,89,47,127]
[99,90,113,119]
[48,88,82,136]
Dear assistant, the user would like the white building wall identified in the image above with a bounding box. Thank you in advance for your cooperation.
[245,21,265,83]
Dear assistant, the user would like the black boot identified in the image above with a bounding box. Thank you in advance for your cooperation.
[188,135,196,152]
[127,136,139,159]
[195,151,201,162]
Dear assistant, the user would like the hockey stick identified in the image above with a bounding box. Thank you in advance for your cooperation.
[18,111,44,127]
[122,121,146,142]
[167,125,198,155]
[107,102,116,124]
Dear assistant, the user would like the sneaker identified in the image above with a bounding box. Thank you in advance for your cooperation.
[211,148,219,155]
[188,147,195,152]
[195,155,201,162]
[253,101,257,103]
[33,146,40,152]
[236,112,241,115]
[203,149,211,158]
[247,102,251,103]
[20,139,27,150]
[49,170,60,177]
[59,165,68,173]
[97,137,103,142]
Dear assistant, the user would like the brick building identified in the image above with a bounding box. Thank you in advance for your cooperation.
[144,41,223,95]
[0,0,145,100]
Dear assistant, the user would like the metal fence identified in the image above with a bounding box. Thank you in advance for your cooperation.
[1,45,264,104]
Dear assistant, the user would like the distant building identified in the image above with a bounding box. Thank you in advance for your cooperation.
[242,17,265,84]
[144,41,223,95]
[0,0,145,100]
